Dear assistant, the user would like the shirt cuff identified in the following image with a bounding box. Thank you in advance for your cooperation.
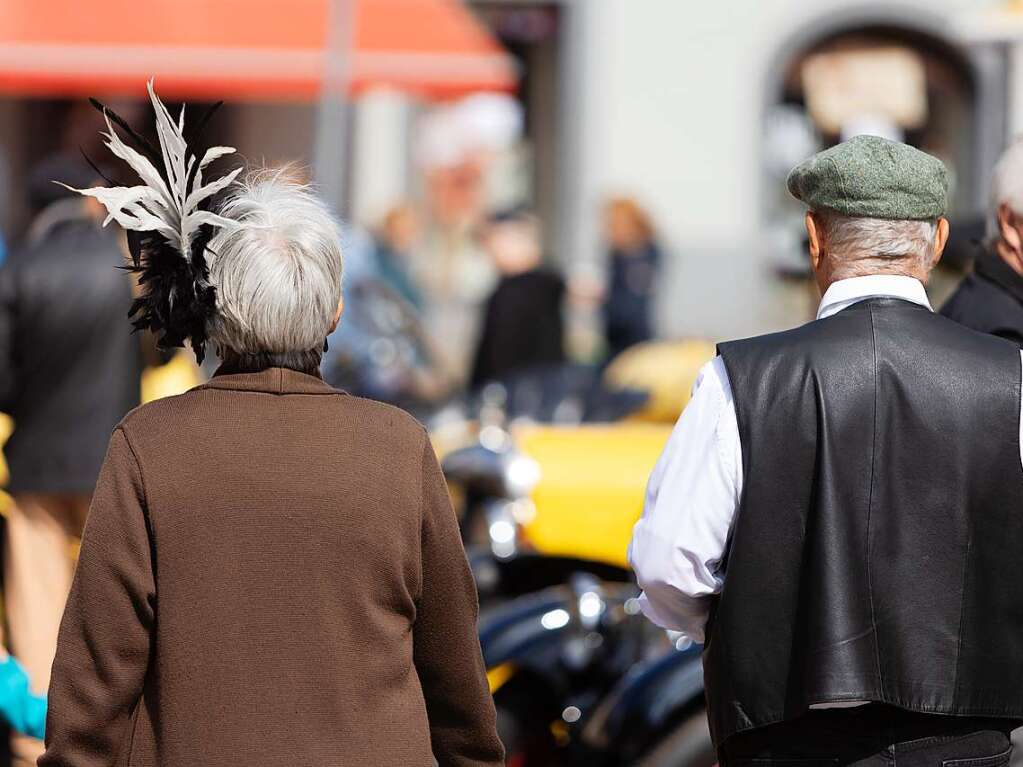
[636,591,707,645]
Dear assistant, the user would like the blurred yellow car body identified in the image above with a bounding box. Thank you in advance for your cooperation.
[511,340,716,570]
[140,352,203,403]
[514,422,672,569]
[0,413,11,492]
[604,339,717,424]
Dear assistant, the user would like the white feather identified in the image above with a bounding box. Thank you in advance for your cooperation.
[67,79,239,259]
[184,166,242,213]
[200,146,235,168]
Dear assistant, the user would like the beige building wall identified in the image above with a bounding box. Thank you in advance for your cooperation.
[563,0,994,342]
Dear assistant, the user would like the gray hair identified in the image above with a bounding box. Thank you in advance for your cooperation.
[206,169,343,367]
[990,138,1023,237]
[813,208,937,278]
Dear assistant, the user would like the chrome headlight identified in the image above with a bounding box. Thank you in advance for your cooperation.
[484,497,537,559]
[502,452,541,498]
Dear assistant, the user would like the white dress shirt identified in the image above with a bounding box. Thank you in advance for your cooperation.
[629,275,1023,644]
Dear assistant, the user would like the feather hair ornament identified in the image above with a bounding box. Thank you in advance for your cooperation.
[61,79,241,363]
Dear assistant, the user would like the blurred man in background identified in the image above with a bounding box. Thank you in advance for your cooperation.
[941,139,1023,344]
[0,154,149,766]
[470,207,564,388]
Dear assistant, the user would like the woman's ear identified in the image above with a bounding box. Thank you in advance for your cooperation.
[329,297,344,334]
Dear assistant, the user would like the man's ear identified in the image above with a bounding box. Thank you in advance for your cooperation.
[932,217,950,268]
[999,203,1022,254]
[805,212,822,273]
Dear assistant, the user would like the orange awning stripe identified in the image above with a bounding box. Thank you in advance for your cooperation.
[0,0,517,100]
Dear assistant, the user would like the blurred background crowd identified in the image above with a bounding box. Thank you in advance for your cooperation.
[3,0,1023,765]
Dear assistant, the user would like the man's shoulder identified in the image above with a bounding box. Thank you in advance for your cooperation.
[718,314,837,358]
[720,301,1019,379]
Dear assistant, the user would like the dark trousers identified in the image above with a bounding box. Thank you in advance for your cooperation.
[721,704,1014,767]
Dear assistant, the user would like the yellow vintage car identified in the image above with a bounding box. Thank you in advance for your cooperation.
[438,338,715,592]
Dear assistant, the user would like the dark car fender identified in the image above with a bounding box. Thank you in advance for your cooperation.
[580,641,705,756]
[479,585,577,689]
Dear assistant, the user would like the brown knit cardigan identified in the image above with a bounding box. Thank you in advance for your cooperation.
[40,367,504,767]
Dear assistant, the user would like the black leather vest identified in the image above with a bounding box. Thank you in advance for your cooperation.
[706,298,1023,747]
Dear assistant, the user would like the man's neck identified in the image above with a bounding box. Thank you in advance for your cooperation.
[815,274,932,320]
[817,269,926,297]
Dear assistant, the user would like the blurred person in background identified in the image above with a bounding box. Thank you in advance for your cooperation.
[323,217,454,408]
[941,139,1023,344]
[0,153,151,766]
[372,203,424,310]
[470,207,565,388]
[602,197,662,360]
[41,89,503,767]
[631,136,1023,763]
[413,99,510,386]
[0,650,46,743]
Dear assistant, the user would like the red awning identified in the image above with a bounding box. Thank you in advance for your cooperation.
[0,0,517,101]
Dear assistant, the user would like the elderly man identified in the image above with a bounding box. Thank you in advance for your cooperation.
[942,139,1023,343]
[630,135,1023,765]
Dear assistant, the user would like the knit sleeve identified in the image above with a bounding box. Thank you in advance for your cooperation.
[39,427,156,767]
[413,435,504,766]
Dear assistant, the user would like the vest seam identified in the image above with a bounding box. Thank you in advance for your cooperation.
[865,303,885,699]
[1016,351,1023,482]
[952,536,971,704]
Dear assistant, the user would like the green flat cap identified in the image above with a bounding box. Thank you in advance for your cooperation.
[786,135,949,220]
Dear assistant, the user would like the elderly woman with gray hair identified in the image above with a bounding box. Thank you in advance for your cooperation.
[40,87,503,767]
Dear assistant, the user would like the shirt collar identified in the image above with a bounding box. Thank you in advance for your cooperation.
[816,275,932,320]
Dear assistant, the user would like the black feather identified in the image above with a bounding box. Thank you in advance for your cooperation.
[125,228,144,268]
[89,97,163,168]
[184,101,226,191]
[123,227,217,365]
[79,147,124,187]
[190,100,224,143]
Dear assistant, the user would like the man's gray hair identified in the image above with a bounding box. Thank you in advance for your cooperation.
[207,169,343,364]
[813,208,937,278]
[990,138,1023,236]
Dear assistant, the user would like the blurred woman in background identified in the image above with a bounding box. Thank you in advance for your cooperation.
[602,197,663,360]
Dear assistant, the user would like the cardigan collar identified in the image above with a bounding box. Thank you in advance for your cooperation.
[199,366,340,396]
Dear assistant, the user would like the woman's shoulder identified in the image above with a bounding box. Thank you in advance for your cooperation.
[338,393,428,439]
[116,388,428,450]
